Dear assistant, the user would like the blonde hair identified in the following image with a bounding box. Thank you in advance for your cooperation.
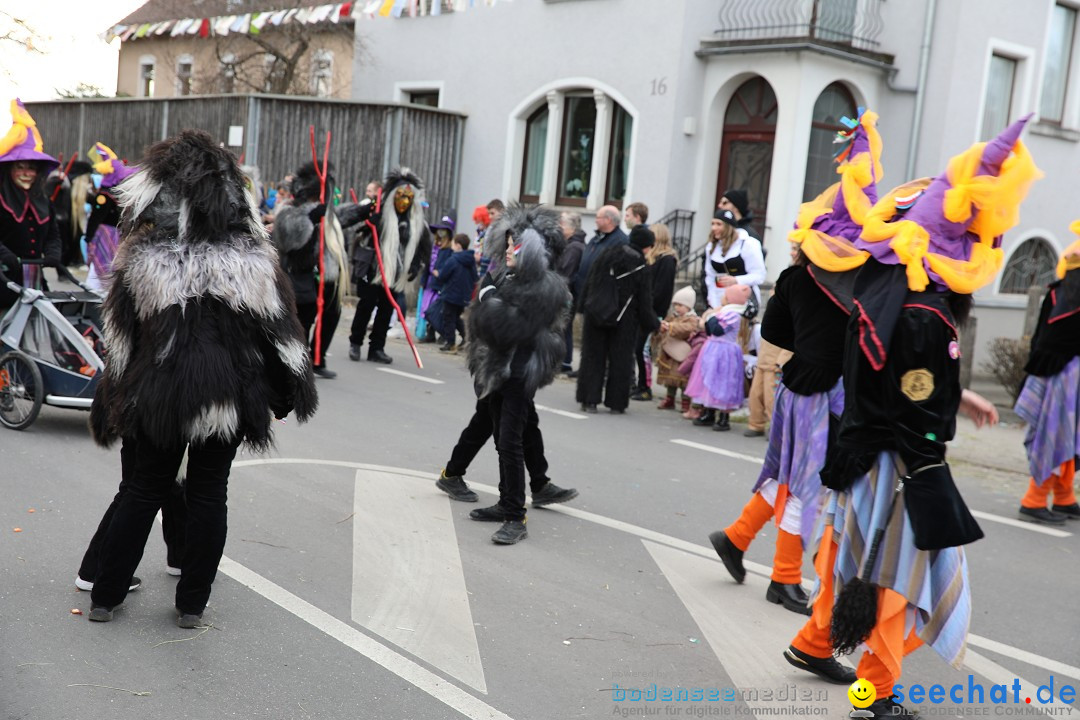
[648,222,678,265]
[708,220,738,256]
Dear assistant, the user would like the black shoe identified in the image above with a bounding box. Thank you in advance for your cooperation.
[866,695,918,718]
[1019,506,1068,525]
[177,611,205,629]
[713,412,731,431]
[610,407,626,415]
[560,365,574,375]
[693,409,716,426]
[367,349,393,364]
[88,605,116,622]
[565,370,579,379]
[1052,502,1080,519]
[532,483,579,507]
[783,645,856,685]
[470,504,512,522]
[581,403,598,414]
[349,344,361,362]
[76,576,142,592]
[708,531,745,583]
[436,470,479,502]
[417,334,437,345]
[630,388,652,401]
[744,428,765,438]
[438,342,457,353]
[313,366,337,379]
[766,581,812,616]
[492,519,527,545]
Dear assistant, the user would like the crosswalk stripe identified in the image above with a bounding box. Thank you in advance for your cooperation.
[377,367,445,384]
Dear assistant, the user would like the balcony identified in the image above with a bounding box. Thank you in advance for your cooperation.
[699,0,894,67]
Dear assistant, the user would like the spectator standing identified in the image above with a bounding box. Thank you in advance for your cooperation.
[623,201,648,231]
[703,209,765,308]
[717,188,761,242]
[632,222,678,401]
[573,205,628,301]
[433,233,478,352]
[555,210,586,374]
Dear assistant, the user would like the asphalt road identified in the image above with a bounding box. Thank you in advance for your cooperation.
[1,327,1078,720]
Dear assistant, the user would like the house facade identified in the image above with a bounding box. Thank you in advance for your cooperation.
[349,0,1080,372]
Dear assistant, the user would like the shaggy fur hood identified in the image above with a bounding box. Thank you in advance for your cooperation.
[91,130,317,450]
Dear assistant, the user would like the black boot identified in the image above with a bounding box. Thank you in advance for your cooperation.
[766,581,812,616]
[708,530,745,583]
[783,645,856,685]
[692,409,716,427]
[1052,502,1080,519]
[367,348,393,364]
[1019,506,1068,525]
[712,412,731,431]
[866,696,918,718]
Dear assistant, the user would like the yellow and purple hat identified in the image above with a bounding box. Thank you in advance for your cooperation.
[0,99,59,171]
[88,142,137,189]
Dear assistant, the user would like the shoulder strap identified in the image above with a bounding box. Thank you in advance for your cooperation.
[613,263,646,280]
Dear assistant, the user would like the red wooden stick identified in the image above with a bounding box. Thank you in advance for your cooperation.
[349,187,358,204]
[50,152,78,202]
[308,126,331,367]
[365,187,422,368]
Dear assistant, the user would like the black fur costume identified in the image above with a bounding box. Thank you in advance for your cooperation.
[90,130,318,451]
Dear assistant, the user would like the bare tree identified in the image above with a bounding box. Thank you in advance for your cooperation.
[0,11,44,54]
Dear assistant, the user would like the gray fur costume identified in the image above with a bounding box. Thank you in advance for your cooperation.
[467,204,571,398]
[89,130,318,451]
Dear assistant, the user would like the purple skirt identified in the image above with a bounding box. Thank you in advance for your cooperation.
[1015,355,1080,486]
[88,225,119,288]
[685,335,743,410]
[752,380,844,546]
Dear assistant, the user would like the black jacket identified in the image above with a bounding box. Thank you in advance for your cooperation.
[574,227,628,301]
[580,243,659,334]
[649,254,677,318]
[556,229,586,288]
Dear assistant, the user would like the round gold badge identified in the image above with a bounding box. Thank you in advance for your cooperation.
[900,368,934,402]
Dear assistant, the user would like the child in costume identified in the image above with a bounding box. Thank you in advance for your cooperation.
[83,142,137,292]
[433,232,478,352]
[1014,228,1080,524]
[709,110,881,616]
[783,115,1039,719]
[652,285,702,412]
[684,283,752,431]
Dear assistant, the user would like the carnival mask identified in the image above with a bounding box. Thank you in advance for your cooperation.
[10,161,37,190]
[394,185,414,215]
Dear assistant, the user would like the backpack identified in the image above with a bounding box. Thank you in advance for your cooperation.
[584,262,645,327]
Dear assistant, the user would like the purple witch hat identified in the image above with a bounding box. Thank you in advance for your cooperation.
[0,99,59,170]
[89,142,137,188]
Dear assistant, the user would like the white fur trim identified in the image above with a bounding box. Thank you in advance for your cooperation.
[113,171,160,222]
[124,238,285,320]
[178,199,191,241]
[102,305,131,379]
[186,401,239,441]
[275,339,310,375]
[245,184,269,241]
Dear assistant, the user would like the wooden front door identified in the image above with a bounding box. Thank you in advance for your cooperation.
[716,77,778,241]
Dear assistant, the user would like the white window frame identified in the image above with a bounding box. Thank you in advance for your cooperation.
[975,40,1035,142]
[393,81,445,108]
[311,49,333,98]
[1037,0,1080,130]
[138,54,156,98]
[175,54,194,96]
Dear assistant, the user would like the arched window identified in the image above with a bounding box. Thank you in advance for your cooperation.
[1000,237,1057,293]
[716,76,778,239]
[520,105,548,203]
[802,82,857,201]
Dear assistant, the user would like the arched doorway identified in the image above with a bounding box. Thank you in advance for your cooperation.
[716,77,778,240]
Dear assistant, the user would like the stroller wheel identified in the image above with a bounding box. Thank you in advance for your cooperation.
[0,351,44,430]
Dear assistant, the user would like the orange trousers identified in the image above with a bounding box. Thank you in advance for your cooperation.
[723,492,804,584]
[1021,459,1077,508]
[791,531,923,698]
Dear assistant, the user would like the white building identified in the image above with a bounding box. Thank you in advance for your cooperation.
[351,0,1080,371]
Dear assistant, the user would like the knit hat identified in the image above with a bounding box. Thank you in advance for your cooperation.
[788,109,882,272]
[88,142,137,189]
[629,224,655,250]
[0,99,58,171]
[721,188,750,219]
[714,208,739,227]
[671,286,696,309]
[859,114,1042,293]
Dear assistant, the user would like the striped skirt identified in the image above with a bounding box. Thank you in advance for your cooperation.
[814,451,971,668]
[1014,356,1080,486]
[752,380,843,546]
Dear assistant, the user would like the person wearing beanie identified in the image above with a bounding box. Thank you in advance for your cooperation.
[711,111,882,621]
[85,130,318,626]
[784,115,1040,719]
[1013,226,1080,525]
[576,223,659,414]
[0,99,62,309]
[701,208,766,312]
[717,188,760,242]
[651,285,703,411]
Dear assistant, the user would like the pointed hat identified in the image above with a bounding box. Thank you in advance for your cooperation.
[88,142,137,188]
[0,99,59,170]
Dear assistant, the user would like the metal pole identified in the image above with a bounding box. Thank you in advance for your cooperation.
[905,0,937,180]
[161,99,169,140]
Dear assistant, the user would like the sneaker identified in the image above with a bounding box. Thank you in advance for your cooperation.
[76,576,142,592]
[436,470,479,502]
[470,504,512,522]
[532,483,579,507]
[630,388,652,401]
[166,566,182,577]
[1019,506,1068,525]
[177,611,205,629]
[313,366,337,379]
[708,531,745,583]
[782,645,856,685]
[348,344,361,362]
[491,519,527,545]
[866,695,918,718]
[1052,502,1080,519]
[88,605,116,622]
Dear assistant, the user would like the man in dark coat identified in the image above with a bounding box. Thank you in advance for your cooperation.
[555,210,586,374]
[575,225,660,413]
[573,204,627,300]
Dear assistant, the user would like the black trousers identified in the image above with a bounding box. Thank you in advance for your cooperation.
[441,301,466,345]
[79,437,187,581]
[562,311,575,369]
[445,396,549,492]
[297,281,341,369]
[488,378,533,521]
[634,327,650,390]
[349,281,394,352]
[576,318,637,411]
[91,434,240,614]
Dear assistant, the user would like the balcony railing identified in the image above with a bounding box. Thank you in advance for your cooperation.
[713,0,885,52]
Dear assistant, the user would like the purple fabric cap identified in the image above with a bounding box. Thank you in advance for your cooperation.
[0,99,59,171]
[799,115,879,244]
[100,163,138,189]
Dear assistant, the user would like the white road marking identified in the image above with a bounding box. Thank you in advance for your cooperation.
[643,541,854,719]
[969,510,1072,538]
[351,469,486,693]
[217,556,512,720]
[229,460,1078,708]
[963,647,1077,715]
[534,404,588,420]
[377,367,445,385]
[672,442,1074,539]
[670,438,764,465]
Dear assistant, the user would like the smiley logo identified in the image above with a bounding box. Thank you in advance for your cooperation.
[848,678,876,708]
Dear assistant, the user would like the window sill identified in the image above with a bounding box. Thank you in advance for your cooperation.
[1029,122,1080,142]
